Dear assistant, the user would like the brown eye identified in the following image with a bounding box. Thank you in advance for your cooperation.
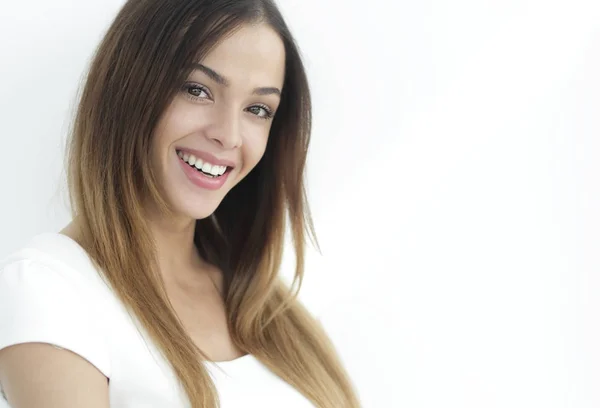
[181,83,211,100]
[247,104,274,120]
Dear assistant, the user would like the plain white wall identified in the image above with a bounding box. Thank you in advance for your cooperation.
[1,0,599,407]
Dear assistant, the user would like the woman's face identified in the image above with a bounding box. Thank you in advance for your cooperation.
[150,23,285,220]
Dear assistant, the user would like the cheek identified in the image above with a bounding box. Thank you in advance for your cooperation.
[149,131,168,174]
[234,134,269,183]
[152,110,189,162]
[244,133,269,168]
[154,99,192,146]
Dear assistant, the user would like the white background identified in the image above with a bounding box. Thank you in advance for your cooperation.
[1,1,599,407]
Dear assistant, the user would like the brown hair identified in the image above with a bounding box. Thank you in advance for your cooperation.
[65,0,360,407]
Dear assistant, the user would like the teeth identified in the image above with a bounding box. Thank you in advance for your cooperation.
[209,166,222,176]
[201,163,212,174]
[177,150,228,176]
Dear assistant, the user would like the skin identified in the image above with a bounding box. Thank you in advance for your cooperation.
[0,22,286,407]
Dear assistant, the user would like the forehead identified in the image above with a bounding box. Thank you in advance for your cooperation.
[198,23,286,89]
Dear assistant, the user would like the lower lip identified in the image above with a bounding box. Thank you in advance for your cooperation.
[177,153,231,191]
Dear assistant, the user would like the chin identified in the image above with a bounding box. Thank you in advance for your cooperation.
[160,164,243,221]
[173,194,224,221]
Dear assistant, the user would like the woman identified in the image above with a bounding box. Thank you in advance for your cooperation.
[0,0,360,407]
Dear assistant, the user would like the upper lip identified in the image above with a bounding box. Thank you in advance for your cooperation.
[176,147,236,168]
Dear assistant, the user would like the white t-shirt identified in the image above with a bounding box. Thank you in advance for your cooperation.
[0,233,315,407]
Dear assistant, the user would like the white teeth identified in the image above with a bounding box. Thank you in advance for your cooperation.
[201,163,212,173]
[177,150,228,176]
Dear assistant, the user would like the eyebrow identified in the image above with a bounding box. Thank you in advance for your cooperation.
[192,63,281,97]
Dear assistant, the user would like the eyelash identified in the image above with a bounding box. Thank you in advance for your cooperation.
[181,82,275,120]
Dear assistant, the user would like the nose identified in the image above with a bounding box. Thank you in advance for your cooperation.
[206,106,242,150]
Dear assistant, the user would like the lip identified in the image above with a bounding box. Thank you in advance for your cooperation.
[177,151,231,191]
[175,147,236,169]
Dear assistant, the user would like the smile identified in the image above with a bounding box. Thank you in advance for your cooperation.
[176,150,230,178]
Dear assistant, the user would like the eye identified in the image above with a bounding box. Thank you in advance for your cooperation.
[247,104,274,120]
[181,82,211,101]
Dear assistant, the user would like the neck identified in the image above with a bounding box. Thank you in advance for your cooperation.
[144,206,218,293]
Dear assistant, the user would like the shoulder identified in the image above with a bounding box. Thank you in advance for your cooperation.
[0,232,112,378]
[1,232,103,282]
[0,232,115,306]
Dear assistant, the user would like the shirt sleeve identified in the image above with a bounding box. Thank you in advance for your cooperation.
[0,259,111,377]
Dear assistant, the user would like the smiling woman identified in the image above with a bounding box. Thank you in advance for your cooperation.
[0,1,361,408]
[150,22,285,219]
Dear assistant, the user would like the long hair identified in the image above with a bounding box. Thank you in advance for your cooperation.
[65,0,360,407]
